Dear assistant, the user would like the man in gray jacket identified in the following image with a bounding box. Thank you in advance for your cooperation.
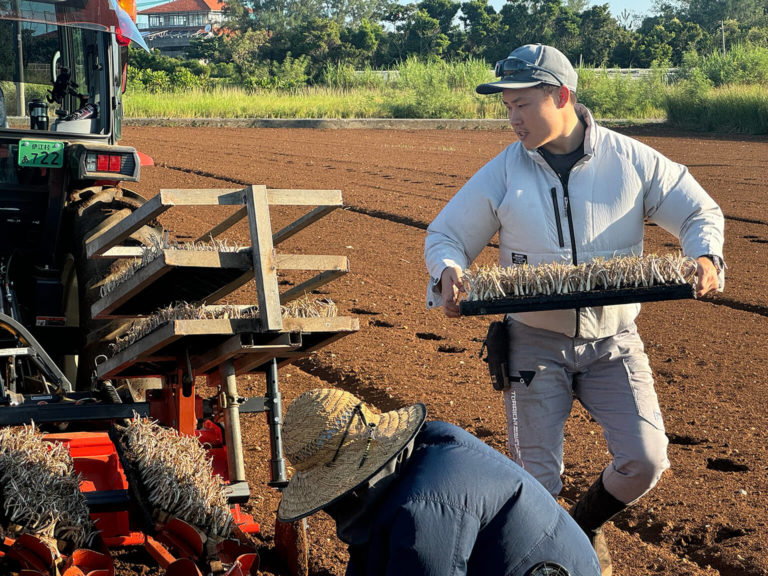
[424,44,725,575]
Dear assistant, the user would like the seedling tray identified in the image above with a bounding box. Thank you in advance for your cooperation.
[459,283,695,316]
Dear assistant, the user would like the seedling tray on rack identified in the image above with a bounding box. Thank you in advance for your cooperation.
[459,283,695,316]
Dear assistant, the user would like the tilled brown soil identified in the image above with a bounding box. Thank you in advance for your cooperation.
[114,124,768,576]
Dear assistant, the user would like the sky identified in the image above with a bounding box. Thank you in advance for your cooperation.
[485,0,657,18]
[593,0,656,17]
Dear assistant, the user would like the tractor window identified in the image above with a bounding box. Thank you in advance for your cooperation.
[0,19,107,135]
[0,19,58,128]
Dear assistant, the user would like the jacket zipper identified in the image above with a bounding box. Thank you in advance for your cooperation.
[562,179,580,336]
[550,187,565,248]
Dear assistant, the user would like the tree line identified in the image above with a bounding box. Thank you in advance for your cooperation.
[132,0,768,88]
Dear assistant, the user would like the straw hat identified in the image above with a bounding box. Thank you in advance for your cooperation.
[277,388,427,522]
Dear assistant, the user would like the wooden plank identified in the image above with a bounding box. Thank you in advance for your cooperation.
[196,206,248,242]
[246,185,282,331]
[159,189,245,205]
[92,252,348,317]
[159,188,341,207]
[96,321,182,378]
[86,193,171,258]
[92,250,255,317]
[279,270,347,305]
[266,189,342,206]
[91,254,173,319]
[166,318,260,335]
[89,187,341,258]
[275,254,348,271]
[273,205,339,246]
[97,246,145,259]
[202,271,253,305]
[96,315,357,378]
[162,250,252,268]
[281,316,359,333]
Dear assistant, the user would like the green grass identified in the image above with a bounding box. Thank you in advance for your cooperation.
[125,86,390,119]
[665,83,768,134]
[123,57,768,133]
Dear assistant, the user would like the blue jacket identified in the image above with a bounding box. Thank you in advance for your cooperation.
[343,421,600,576]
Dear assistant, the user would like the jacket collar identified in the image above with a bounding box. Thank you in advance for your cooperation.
[576,103,597,157]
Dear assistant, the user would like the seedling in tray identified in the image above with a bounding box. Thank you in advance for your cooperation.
[459,254,697,316]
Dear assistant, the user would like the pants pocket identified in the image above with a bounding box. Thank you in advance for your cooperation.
[622,356,664,431]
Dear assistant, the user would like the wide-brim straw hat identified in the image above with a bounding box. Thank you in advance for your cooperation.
[277,388,427,522]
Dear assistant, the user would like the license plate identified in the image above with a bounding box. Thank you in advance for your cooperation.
[18,139,65,168]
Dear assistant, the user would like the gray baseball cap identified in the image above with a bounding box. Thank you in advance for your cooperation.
[476,44,578,95]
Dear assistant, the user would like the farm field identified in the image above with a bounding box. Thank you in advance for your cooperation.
[118,124,768,576]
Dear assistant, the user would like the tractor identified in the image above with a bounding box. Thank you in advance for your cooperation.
[0,2,357,574]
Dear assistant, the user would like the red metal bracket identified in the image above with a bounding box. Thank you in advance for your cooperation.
[5,534,56,574]
[61,549,114,576]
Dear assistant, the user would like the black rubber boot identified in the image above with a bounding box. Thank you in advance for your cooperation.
[570,473,627,576]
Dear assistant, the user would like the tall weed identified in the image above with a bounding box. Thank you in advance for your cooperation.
[578,67,667,119]
[677,45,768,86]
[665,83,768,133]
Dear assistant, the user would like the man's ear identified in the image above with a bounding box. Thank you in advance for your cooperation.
[557,85,570,108]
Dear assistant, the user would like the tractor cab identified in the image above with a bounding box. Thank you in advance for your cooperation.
[0,0,146,139]
[0,0,146,372]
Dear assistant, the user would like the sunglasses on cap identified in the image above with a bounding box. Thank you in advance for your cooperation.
[494,56,565,87]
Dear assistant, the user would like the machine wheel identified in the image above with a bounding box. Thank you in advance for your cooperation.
[63,185,163,390]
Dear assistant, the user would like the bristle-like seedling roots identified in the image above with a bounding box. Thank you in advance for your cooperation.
[0,425,98,549]
[464,254,697,301]
[116,416,233,538]
[109,296,338,355]
[99,233,248,298]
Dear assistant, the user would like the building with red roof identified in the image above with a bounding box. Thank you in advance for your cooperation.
[138,0,225,57]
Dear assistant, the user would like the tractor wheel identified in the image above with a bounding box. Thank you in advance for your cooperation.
[63,185,163,391]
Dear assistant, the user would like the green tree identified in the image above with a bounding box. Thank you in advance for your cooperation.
[229,29,271,77]
[420,0,461,34]
[683,0,766,31]
[460,0,505,60]
[403,9,450,58]
[222,0,254,32]
[187,34,232,63]
[288,18,343,76]
[635,23,674,65]
[578,4,621,65]
[499,0,578,52]
[610,27,640,67]
[340,18,384,65]
[565,0,589,12]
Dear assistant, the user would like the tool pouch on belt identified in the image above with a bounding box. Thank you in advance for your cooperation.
[480,319,510,391]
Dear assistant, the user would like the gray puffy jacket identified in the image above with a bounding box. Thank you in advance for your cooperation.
[424,105,724,338]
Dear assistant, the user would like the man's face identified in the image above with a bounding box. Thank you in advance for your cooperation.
[502,86,562,150]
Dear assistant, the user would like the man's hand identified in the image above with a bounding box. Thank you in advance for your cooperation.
[440,266,466,318]
[695,256,720,297]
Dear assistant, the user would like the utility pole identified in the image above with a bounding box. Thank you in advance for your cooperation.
[720,20,726,55]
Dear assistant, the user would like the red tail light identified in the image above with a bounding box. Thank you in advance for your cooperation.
[94,154,123,172]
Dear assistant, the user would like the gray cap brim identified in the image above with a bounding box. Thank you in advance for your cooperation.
[476,80,544,94]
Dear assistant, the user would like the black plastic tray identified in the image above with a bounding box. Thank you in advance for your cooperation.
[459,283,695,316]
